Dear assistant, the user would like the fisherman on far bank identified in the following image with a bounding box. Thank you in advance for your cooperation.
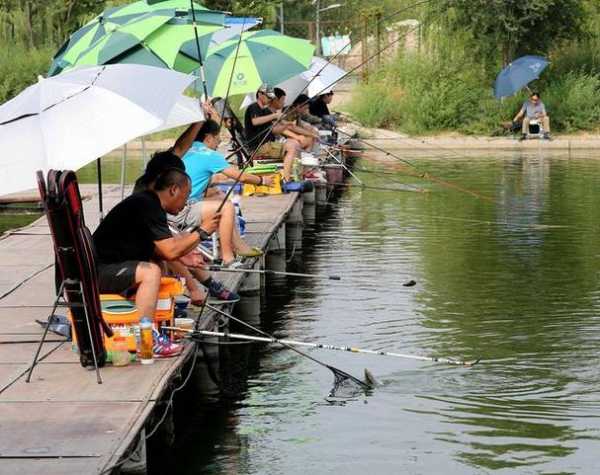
[513,91,552,141]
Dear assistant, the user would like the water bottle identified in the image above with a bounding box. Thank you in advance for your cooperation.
[139,317,154,365]
[232,194,246,237]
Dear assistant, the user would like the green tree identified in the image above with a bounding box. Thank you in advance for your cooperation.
[436,0,585,65]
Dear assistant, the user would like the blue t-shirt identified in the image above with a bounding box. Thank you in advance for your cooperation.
[182,141,230,200]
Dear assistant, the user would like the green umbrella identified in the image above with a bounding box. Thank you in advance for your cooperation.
[204,29,315,98]
[49,0,224,76]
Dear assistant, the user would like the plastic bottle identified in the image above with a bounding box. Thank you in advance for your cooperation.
[112,335,130,367]
[139,317,154,365]
[232,194,246,236]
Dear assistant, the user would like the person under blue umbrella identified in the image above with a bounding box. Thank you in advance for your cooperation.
[512,91,552,141]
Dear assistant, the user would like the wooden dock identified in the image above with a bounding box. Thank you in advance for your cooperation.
[0,184,302,474]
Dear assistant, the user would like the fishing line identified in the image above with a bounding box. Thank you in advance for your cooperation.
[214,0,447,213]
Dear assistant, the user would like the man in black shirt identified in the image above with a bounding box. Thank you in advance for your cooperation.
[93,168,219,321]
[309,92,336,128]
[244,84,300,182]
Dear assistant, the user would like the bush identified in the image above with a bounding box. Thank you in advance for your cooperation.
[0,43,53,104]
[346,36,600,135]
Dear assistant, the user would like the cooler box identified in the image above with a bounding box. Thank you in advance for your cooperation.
[243,164,282,196]
[100,277,183,352]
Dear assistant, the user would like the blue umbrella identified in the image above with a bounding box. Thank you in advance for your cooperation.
[494,55,549,99]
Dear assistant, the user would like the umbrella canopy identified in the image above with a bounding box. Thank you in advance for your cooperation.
[240,56,346,108]
[49,0,225,76]
[204,29,315,98]
[210,16,262,47]
[0,64,197,197]
[494,55,549,99]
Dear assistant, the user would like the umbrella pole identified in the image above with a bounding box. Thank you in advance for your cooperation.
[96,158,104,221]
[141,136,147,169]
[120,143,127,200]
[189,0,209,100]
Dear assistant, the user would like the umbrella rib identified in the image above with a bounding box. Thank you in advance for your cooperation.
[0,67,106,126]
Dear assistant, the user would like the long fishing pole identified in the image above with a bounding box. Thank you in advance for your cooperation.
[200,303,371,389]
[203,265,342,280]
[328,181,427,194]
[214,0,443,214]
[167,327,480,367]
[335,128,495,203]
[189,0,209,100]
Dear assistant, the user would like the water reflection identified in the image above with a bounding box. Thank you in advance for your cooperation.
[174,151,600,474]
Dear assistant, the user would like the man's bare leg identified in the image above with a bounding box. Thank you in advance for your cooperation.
[134,262,162,319]
[167,260,206,305]
[199,201,236,263]
[282,139,300,181]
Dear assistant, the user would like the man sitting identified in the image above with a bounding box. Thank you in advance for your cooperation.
[309,91,336,128]
[93,168,219,357]
[513,91,551,140]
[244,84,300,183]
[270,88,320,153]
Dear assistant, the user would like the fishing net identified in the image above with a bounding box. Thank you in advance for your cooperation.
[328,366,372,398]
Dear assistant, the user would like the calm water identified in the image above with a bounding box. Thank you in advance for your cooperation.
[173,151,600,475]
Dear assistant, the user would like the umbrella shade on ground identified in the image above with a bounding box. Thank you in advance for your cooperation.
[0,65,197,197]
[494,55,549,99]
[49,0,225,76]
[241,56,346,108]
[204,29,315,98]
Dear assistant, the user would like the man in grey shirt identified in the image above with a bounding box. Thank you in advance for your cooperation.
[513,92,551,140]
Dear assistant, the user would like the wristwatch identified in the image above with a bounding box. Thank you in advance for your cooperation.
[187,225,210,241]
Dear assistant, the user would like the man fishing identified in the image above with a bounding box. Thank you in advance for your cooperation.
[513,91,551,140]
[93,168,219,357]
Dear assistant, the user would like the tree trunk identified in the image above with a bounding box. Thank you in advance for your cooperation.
[24,1,35,48]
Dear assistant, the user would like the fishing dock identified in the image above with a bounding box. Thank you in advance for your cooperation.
[0,184,304,474]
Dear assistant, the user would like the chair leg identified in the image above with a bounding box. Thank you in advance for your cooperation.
[26,281,65,383]
[79,281,103,384]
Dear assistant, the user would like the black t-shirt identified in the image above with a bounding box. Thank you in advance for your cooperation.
[309,98,330,118]
[244,102,275,149]
[93,190,172,264]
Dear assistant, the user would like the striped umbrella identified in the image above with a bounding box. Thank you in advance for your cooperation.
[49,0,225,76]
[204,29,315,98]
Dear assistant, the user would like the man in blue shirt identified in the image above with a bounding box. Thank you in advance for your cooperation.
[170,120,273,267]
[513,92,551,140]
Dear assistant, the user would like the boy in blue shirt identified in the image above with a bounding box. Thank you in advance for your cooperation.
[170,120,274,267]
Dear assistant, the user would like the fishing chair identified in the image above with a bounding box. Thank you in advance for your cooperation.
[29,170,113,384]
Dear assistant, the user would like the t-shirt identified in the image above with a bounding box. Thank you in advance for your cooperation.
[182,141,230,200]
[309,98,330,118]
[521,100,546,119]
[92,190,172,264]
[244,102,275,149]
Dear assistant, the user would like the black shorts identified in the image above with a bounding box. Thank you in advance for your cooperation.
[97,261,139,294]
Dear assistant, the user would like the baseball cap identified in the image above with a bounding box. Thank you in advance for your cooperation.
[257,83,276,99]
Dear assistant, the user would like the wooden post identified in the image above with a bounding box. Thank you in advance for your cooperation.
[308,21,316,45]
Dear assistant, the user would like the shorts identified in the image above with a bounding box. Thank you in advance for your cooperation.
[167,200,204,230]
[256,141,285,160]
[97,260,139,294]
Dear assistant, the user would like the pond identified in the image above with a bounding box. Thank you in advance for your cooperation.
[173,150,600,475]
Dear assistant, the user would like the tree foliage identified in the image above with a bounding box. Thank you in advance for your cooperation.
[436,0,585,65]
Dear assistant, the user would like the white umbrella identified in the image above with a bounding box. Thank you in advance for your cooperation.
[240,56,346,109]
[0,64,197,198]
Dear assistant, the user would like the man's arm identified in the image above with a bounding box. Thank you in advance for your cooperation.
[513,107,525,122]
[172,121,204,158]
[252,110,281,126]
[154,213,220,260]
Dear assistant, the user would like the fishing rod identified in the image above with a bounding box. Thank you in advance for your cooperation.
[201,303,371,389]
[334,128,495,203]
[203,265,342,280]
[328,181,427,193]
[214,0,443,214]
[167,327,480,367]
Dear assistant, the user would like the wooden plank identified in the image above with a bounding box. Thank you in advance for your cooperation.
[0,459,100,475]
[0,355,185,403]
[0,401,141,458]
[0,341,64,364]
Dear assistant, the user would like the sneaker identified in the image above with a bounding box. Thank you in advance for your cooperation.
[236,246,264,258]
[207,279,240,303]
[518,133,527,142]
[543,132,552,141]
[152,330,183,359]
